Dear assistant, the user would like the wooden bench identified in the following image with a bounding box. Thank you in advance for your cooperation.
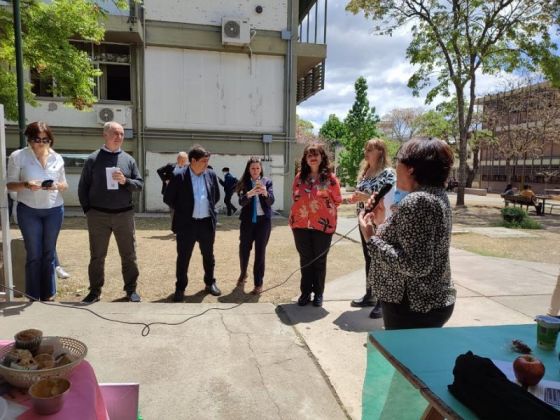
[501,194,542,214]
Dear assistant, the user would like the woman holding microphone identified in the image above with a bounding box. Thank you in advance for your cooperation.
[359,138,456,329]
[236,157,275,295]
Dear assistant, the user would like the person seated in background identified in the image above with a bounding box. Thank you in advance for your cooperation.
[520,184,543,215]
[446,177,458,192]
[502,184,515,196]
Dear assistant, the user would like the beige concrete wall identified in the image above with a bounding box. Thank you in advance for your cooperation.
[144,47,285,133]
[144,0,288,31]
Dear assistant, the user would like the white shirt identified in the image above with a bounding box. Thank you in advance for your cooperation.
[7,147,66,209]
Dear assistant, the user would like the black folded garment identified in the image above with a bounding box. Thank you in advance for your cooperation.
[448,351,559,420]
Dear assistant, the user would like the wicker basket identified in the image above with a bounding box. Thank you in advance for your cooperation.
[0,337,87,389]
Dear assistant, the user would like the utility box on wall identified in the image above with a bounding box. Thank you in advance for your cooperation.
[222,17,250,46]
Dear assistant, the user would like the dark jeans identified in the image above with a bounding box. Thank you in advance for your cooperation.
[292,229,333,297]
[381,296,455,330]
[17,203,63,300]
[176,218,216,292]
[359,228,374,301]
[86,209,139,295]
[239,216,271,287]
[224,193,236,215]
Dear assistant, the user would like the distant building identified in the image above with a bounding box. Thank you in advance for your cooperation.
[5,0,328,212]
[476,82,560,193]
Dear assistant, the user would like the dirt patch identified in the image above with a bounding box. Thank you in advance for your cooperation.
[9,216,364,303]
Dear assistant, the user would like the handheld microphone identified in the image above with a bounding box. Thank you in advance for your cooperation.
[363,183,393,214]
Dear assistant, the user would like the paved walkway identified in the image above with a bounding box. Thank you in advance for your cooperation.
[1,213,558,419]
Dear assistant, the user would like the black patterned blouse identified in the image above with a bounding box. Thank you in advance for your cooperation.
[366,186,456,313]
[355,168,396,214]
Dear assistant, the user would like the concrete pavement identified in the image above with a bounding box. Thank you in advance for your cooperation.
[1,212,558,419]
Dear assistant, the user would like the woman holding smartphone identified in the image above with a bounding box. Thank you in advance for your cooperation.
[7,121,68,301]
[236,157,275,295]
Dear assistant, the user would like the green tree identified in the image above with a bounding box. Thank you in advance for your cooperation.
[347,0,560,206]
[338,76,380,186]
[0,0,130,121]
[319,114,346,147]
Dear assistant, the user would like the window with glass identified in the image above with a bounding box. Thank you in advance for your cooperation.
[30,41,131,102]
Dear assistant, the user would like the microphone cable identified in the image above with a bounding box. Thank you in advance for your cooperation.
[0,223,362,336]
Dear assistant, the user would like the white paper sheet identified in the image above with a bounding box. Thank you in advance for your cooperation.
[492,359,560,409]
[105,167,120,190]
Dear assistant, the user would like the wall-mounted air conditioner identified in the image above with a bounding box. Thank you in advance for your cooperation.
[95,105,126,125]
[222,17,250,46]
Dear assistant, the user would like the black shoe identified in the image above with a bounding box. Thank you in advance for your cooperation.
[127,291,141,302]
[351,296,376,308]
[369,302,383,319]
[297,294,311,306]
[205,282,222,296]
[173,290,184,302]
[313,295,323,307]
[82,292,100,303]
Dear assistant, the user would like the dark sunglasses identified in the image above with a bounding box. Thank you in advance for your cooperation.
[31,137,51,144]
[306,150,320,157]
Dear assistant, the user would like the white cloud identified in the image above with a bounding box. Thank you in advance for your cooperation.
[297,0,533,133]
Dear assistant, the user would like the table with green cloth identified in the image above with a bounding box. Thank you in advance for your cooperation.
[363,324,560,419]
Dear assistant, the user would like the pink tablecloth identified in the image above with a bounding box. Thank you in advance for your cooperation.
[0,340,109,420]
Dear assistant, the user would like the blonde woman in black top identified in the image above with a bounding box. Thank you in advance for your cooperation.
[349,138,395,318]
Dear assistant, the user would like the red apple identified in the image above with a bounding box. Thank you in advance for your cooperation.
[513,354,545,387]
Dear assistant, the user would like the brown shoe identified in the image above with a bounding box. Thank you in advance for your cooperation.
[251,286,263,295]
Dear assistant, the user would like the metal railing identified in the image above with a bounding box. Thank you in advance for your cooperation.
[298,0,327,45]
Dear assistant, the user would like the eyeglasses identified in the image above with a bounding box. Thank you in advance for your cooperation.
[32,137,50,144]
[306,150,320,157]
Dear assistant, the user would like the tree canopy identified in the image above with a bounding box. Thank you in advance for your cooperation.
[0,0,130,121]
[338,76,380,185]
[347,0,560,205]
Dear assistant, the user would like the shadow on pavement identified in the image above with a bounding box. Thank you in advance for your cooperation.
[275,303,329,325]
[218,285,261,303]
[0,301,33,316]
[332,309,384,333]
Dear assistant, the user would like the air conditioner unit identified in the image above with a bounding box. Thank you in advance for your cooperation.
[96,106,126,125]
[222,17,250,46]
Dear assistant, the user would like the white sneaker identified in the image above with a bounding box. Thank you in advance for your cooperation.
[55,266,70,279]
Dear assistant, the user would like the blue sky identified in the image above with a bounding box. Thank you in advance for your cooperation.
[297,0,559,132]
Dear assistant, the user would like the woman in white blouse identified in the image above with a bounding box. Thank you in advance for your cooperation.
[7,121,68,301]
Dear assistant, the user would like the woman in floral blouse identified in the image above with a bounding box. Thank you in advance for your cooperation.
[290,142,342,307]
[358,138,456,329]
[349,138,396,318]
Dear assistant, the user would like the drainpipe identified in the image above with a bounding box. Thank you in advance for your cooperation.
[134,4,146,212]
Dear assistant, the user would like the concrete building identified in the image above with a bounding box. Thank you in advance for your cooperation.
[476,82,560,193]
[5,0,327,212]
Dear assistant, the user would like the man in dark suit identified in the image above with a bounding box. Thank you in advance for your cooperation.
[157,152,188,195]
[164,145,222,302]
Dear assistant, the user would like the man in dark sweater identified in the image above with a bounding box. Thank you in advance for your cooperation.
[78,122,144,303]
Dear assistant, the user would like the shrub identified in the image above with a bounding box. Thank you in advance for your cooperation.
[500,207,542,229]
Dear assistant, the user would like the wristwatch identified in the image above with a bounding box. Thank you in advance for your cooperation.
[23,181,30,189]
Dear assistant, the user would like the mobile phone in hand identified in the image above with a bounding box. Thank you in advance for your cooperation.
[41,179,54,188]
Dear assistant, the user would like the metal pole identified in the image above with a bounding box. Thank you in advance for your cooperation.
[13,0,26,148]
[0,105,14,302]
[324,0,328,44]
